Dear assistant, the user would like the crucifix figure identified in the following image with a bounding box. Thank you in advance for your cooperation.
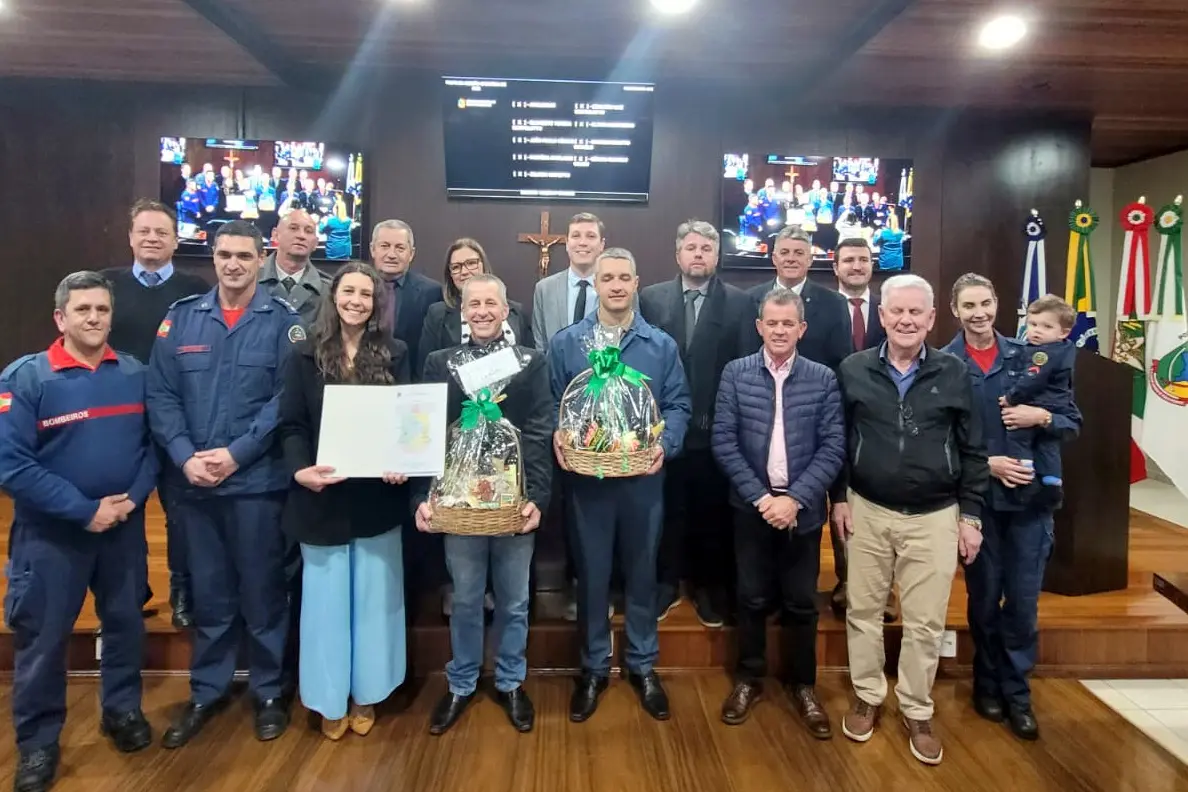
[518,211,566,281]
[223,149,240,173]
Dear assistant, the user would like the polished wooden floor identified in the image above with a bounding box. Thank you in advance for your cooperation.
[3,497,1188,676]
[4,497,1188,633]
[0,674,1186,791]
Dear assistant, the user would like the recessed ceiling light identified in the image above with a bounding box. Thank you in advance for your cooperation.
[650,0,696,14]
[978,14,1028,50]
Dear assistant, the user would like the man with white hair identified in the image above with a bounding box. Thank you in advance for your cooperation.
[830,274,988,766]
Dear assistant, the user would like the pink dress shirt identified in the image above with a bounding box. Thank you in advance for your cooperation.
[764,349,795,489]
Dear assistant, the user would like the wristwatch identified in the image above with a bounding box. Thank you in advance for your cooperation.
[1042,410,1054,428]
[960,514,983,531]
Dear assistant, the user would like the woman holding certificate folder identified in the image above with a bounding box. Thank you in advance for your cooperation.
[277,261,411,741]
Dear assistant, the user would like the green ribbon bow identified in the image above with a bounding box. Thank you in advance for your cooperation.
[584,347,650,399]
[460,388,502,430]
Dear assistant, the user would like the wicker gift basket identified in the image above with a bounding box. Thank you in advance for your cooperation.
[556,326,665,479]
[427,344,529,536]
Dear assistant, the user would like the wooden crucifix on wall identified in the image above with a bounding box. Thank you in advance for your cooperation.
[518,211,566,281]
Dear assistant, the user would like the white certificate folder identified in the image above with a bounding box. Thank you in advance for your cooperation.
[315,383,449,478]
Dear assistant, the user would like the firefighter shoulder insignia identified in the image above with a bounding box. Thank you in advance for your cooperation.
[288,325,307,343]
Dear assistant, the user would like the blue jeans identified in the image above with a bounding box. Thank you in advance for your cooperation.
[443,532,535,696]
[965,507,1055,708]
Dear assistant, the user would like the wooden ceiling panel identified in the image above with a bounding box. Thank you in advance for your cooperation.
[0,0,278,84]
[221,0,869,75]
[1,0,1187,164]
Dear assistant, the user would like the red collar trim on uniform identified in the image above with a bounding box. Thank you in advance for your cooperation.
[47,337,119,371]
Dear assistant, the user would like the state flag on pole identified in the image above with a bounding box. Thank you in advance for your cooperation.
[1018,210,1048,338]
[1143,196,1188,497]
[1065,202,1101,352]
[1112,198,1155,482]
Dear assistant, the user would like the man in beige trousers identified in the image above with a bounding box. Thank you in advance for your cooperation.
[829,274,988,766]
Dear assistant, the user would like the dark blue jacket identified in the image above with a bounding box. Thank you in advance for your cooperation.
[0,341,158,529]
[146,286,301,496]
[548,313,692,461]
[943,332,1082,513]
[711,352,845,532]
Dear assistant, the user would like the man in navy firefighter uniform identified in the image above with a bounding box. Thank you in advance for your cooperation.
[0,271,159,792]
[549,248,691,723]
[147,220,303,747]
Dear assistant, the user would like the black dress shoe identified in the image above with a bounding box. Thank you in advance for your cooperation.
[429,692,475,735]
[14,745,59,792]
[171,591,194,629]
[1008,705,1040,740]
[255,698,290,741]
[973,694,1005,723]
[162,698,226,749]
[569,673,609,723]
[626,671,671,721]
[496,687,535,733]
[100,708,152,753]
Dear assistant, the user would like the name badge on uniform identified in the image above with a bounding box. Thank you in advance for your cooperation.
[177,345,211,354]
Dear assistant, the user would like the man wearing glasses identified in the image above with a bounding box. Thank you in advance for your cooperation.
[828,274,988,767]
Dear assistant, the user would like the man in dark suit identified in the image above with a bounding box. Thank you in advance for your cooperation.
[370,219,443,380]
[641,219,759,627]
[832,236,898,622]
[747,226,853,373]
[834,237,886,352]
[748,225,854,617]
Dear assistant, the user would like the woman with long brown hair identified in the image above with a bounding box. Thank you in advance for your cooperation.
[416,238,530,377]
[277,261,410,740]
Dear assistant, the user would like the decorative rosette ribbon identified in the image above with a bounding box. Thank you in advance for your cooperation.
[460,387,503,430]
[1153,197,1184,320]
[1064,200,1100,352]
[1118,200,1155,321]
[1018,209,1048,338]
[583,346,651,399]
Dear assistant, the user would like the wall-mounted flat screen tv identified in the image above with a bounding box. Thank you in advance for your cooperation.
[721,152,914,272]
[442,76,655,203]
[160,137,366,260]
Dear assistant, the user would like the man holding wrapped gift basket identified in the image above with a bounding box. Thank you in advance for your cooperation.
[548,248,692,723]
[414,274,555,735]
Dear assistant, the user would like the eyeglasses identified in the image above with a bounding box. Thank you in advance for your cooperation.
[448,258,483,275]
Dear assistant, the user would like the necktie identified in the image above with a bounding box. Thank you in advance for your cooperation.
[141,271,162,287]
[849,297,866,352]
[684,289,701,350]
[282,276,296,295]
[573,280,590,325]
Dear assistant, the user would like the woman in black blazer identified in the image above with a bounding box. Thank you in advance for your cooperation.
[417,238,531,377]
[277,261,411,742]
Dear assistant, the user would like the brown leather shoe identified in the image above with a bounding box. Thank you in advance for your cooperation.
[903,717,944,765]
[841,699,880,742]
[721,681,763,725]
[789,685,832,739]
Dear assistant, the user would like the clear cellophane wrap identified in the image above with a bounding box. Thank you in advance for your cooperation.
[429,342,530,513]
[557,324,663,477]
